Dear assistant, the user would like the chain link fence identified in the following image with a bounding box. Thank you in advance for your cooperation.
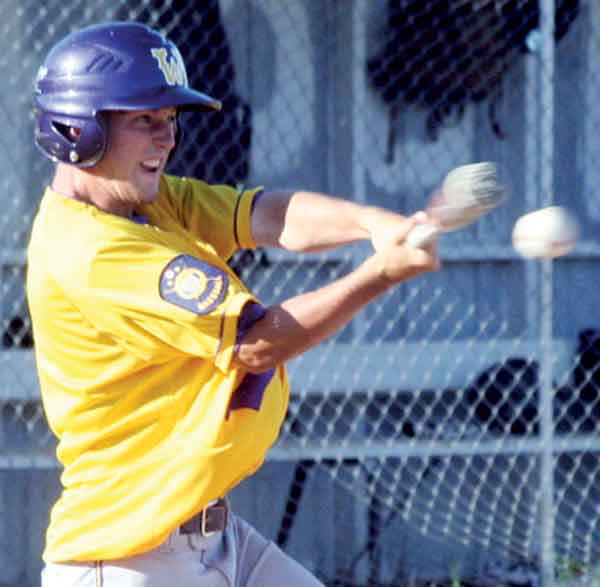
[1,1,599,586]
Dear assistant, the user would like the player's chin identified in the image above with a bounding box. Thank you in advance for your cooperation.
[135,175,161,203]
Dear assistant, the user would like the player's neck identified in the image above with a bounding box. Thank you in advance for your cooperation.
[51,164,134,219]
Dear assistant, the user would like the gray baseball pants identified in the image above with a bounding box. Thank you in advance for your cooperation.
[41,514,324,586]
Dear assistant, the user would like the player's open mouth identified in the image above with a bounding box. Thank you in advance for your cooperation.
[140,159,161,173]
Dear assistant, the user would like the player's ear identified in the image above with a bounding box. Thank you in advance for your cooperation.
[68,127,82,141]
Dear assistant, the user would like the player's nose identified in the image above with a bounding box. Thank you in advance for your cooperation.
[154,120,177,150]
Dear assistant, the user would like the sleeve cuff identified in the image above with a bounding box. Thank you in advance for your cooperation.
[215,292,257,373]
[234,188,263,250]
[235,302,267,353]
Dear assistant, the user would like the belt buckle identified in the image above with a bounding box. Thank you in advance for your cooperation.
[201,506,216,537]
[179,497,228,536]
[201,497,228,537]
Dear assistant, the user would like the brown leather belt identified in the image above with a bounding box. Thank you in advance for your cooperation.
[179,497,229,536]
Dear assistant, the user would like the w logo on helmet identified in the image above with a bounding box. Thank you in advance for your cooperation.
[151,47,188,87]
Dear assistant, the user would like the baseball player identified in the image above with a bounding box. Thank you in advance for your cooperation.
[28,22,439,587]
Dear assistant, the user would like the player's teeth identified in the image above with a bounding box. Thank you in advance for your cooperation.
[141,160,160,172]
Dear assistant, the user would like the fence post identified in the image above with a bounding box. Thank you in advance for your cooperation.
[539,1,556,586]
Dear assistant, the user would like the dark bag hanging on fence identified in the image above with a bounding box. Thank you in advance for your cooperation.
[555,328,600,433]
[366,0,580,155]
[465,357,540,436]
[142,0,253,187]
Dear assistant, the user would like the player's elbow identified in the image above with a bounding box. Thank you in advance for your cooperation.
[234,342,285,374]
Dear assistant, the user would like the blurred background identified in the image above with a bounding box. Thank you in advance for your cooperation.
[0,1,599,585]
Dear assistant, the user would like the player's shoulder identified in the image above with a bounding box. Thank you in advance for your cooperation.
[153,174,248,231]
[59,224,167,292]
[32,190,163,283]
[159,173,239,203]
[33,188,141,249]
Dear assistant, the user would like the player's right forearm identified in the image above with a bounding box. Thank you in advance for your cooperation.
[234,254,389,373]
[234,245,436,373]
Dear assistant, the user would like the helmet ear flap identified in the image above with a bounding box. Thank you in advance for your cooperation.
[35,112,107,167]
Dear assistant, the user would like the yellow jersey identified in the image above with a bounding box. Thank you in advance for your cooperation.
[26,175,289,562]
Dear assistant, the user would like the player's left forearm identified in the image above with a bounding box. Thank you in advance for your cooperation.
[252,189,386,252]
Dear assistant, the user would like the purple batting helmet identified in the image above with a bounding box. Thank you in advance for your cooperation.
[34,21,222,167]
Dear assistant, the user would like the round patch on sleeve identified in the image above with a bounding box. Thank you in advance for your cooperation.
[159,255,229,315]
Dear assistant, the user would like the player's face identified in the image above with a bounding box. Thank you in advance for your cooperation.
[92,108,177,206]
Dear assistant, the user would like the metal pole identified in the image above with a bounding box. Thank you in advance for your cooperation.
[524,32,541,340]
[539,1,556,586]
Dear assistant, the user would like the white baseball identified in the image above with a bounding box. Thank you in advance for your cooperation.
[512,206,579,259]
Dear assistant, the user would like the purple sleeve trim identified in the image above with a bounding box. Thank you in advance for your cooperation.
[234,189,263,248]
[235,302,267,353]
[227,300,273,419]
[251,190,265,214]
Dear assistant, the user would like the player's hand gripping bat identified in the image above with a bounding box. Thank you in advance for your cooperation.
[406,162,506,248]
